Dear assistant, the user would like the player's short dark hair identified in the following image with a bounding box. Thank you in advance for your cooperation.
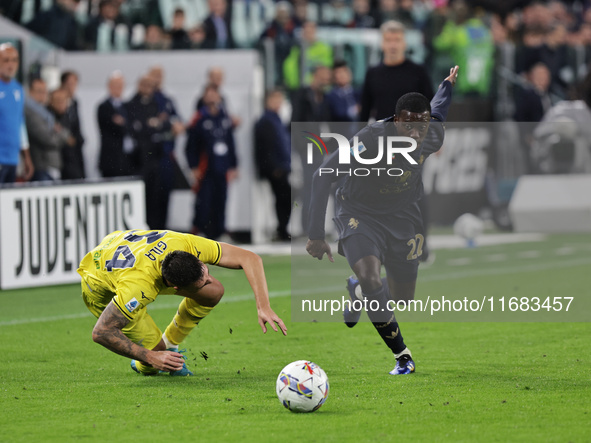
[161,251,205,288]
[395,92,431,117]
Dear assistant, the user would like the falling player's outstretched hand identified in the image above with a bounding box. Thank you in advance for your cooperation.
[306,239,334,262]
[445,65,459,87]
[258,306,288,335]
[150,350,186,372]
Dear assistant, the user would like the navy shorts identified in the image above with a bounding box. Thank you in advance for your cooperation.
[334,204,424,283]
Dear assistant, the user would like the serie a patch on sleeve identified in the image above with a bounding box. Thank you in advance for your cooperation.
[125,297,140,313]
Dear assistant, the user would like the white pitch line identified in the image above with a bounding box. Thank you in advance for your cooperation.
[484,254,507,262]
[517,250,542,259]
[3,256,591,327]
[555,247,575,256]
[446,258,473,266]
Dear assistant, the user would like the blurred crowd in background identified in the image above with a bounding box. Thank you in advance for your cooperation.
[3,0,591,239]
[3,0,591,105]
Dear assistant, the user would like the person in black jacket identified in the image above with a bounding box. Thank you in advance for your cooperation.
[60,70,86,180]
[514,62,552,123]
[359,20,433,122]
[169,8,192,50]
[97,71,135,178]
[25,78,71,182]
[125,75,171,229]
[326,60,360,123]
[186,85,238,239]
[292,65,331,236]
[84,0,130,51]
[255,90,291,241]
[47,88,78,178]
[201,0,234,49]
[26,0,81,51]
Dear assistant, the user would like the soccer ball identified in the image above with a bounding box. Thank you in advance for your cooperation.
[453,213,484,246]
[276,360,329,413]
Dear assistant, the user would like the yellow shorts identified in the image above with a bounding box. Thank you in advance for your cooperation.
[81,278,162,351]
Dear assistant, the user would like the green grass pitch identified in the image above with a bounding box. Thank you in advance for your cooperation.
[0,234,589,442]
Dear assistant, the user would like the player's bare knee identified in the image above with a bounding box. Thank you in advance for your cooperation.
[357,273,382,293]
[353,256,382,292]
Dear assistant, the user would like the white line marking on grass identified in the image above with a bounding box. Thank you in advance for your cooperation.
[446,258,473,266]
[517,250,542,259]
[555,247,575,256]
[484,254,507,262]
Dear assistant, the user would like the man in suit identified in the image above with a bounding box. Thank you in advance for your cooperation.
[255,89,291,241]
[25,78,73,182]
[97,71,135,178]
[125,75,171,229]
[202,0,234,49]
[147,65,185,229]
[60,70,86,179]
[291,65,332,235]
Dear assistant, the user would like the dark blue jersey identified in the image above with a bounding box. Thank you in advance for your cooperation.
[326,86,360,122]
[185,107,237,175]
[154,90,181,154]
[308,80,453,240]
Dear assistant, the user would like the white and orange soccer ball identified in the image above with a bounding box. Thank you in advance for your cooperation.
[276,360,329,413]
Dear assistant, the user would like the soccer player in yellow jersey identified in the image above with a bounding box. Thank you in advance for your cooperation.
[78,229,287,376]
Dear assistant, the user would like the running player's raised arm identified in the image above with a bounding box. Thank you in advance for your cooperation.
[422,66,458,155]
[216,242,287,335]
[431,65,458,123]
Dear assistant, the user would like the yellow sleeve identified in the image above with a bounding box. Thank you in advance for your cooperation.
[111,275,158,321]
[187,235,222,265]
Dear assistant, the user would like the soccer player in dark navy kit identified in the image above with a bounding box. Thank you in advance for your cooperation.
[306,66,458,375]
[186,85,238,239]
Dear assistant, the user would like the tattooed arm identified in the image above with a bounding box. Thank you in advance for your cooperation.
[92,302,184,372]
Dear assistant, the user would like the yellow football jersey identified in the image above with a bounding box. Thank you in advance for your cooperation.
[78,230,221,321]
